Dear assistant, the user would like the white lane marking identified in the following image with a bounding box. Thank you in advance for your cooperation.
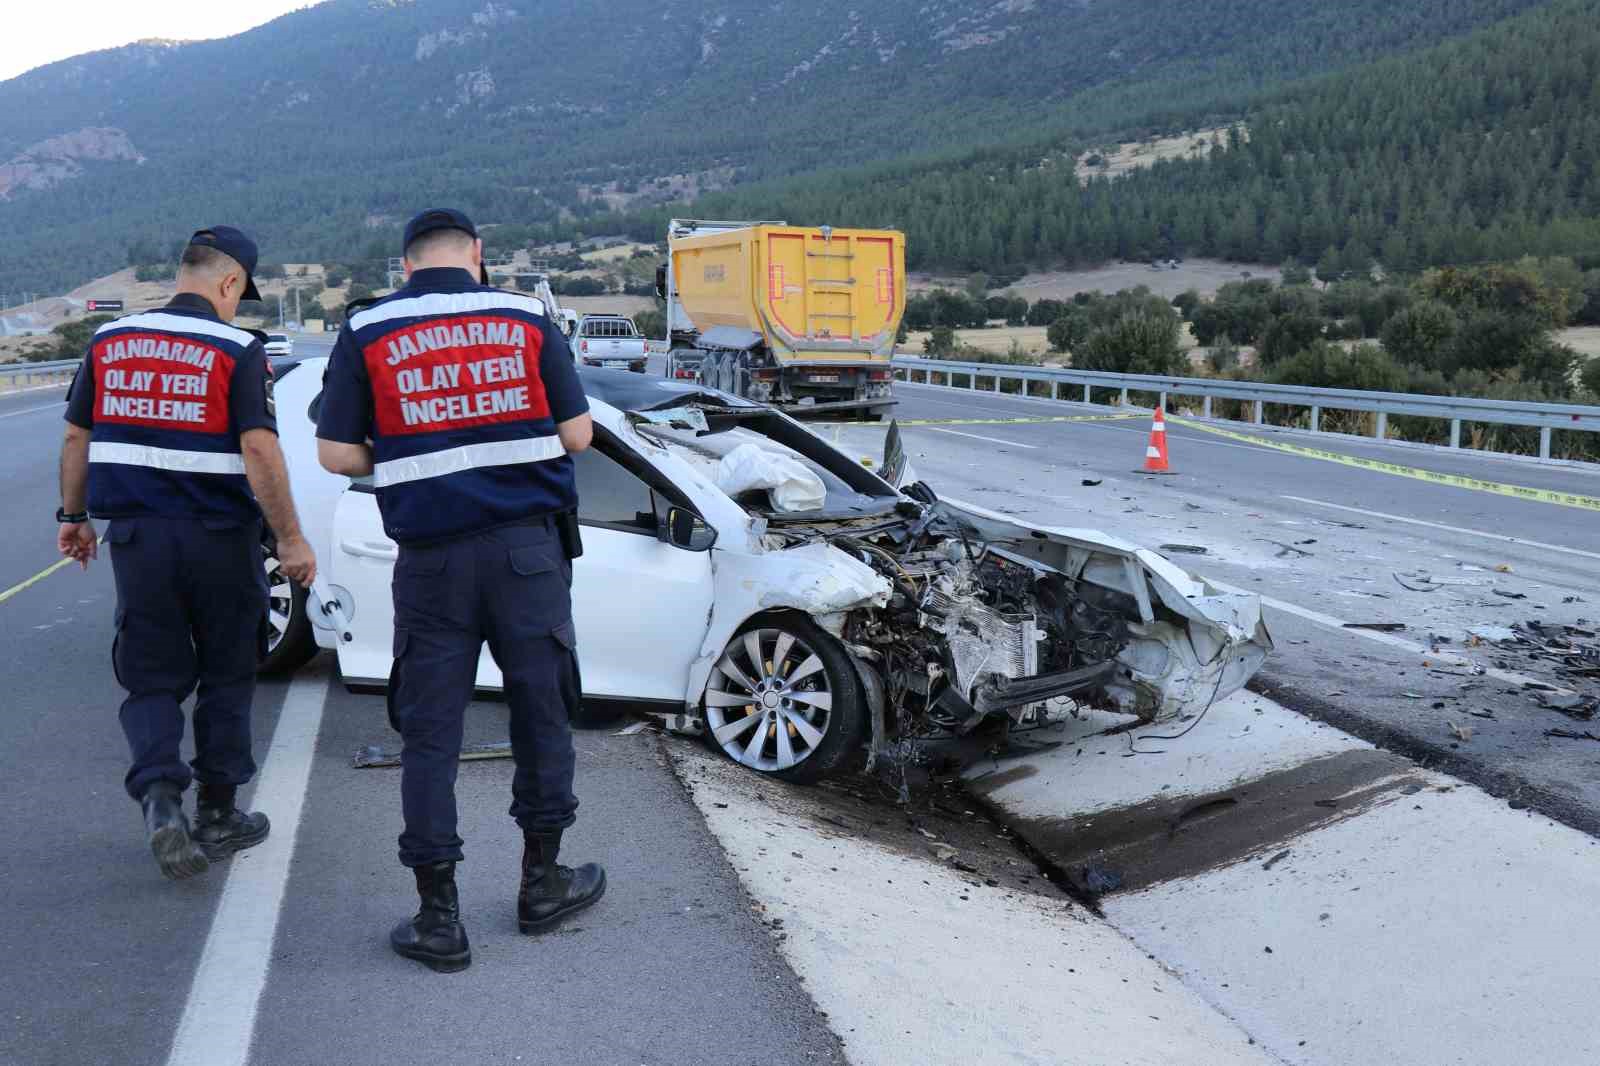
[916,426,1038,449]
[166,675,330,1066]
[0,400,65,420]
[1283,495,1600,563]
[898,390,1295,457]
[1205,577,1563,693]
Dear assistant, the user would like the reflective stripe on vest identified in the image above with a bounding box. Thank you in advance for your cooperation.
[97,312,257,348]
[89,441,247,475]
[349,290,547,332]
[370,435,566,488]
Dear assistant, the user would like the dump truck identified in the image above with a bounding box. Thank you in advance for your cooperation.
[656,218,905,419]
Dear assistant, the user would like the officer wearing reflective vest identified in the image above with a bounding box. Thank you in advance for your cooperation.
[57,226,318,881]
[315,208,603,973]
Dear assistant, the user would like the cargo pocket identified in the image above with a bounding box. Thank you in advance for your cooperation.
[552,621,582,722]
[386,628,409,733]
[110,606,128,689]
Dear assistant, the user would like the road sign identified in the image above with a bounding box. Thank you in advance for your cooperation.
[85,299,123,312]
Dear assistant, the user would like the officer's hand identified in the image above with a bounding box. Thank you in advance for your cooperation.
[57,521,98,571]
[276,534,317,587]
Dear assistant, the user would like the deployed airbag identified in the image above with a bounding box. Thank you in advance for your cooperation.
[716,442,826,513]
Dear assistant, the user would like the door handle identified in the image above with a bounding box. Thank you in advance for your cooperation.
[340,538,398,562]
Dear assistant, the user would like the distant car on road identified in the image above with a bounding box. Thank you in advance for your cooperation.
[573,314,647,372]
[263,332,293,357]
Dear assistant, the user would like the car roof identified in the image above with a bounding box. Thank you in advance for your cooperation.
[575,367,760,412]
[577,313,632,320]
[278,356,760,415]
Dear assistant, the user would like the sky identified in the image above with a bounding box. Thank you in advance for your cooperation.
[0,1,315,82]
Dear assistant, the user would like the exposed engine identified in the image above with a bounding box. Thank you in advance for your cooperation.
[800,513,1141,747]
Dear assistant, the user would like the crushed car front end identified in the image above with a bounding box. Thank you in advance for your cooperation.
[603,377,1272,775]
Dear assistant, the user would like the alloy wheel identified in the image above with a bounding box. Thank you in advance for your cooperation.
[262,544,293,655]
[704,628,834,773]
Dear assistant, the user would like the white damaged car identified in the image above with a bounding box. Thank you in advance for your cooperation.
[262,358,1272,782]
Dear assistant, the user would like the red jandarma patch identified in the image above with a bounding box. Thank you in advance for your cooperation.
[91,331,235,433]
[362,314,550,437]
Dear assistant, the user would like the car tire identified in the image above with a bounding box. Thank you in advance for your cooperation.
[701,612,865,783]
[257,536,318,676]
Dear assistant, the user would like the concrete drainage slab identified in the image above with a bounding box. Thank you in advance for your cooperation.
[963,691,1600,1065]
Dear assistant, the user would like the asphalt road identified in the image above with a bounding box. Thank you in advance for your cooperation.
[834,381,1600,832]
[0,368,842,1066]
[7,348,1600,1065]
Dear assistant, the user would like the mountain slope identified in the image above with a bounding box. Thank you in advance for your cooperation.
[668,0,1600,276]
[0,0,1553,292]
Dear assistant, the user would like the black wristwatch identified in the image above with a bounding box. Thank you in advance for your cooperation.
[56,507,89,524]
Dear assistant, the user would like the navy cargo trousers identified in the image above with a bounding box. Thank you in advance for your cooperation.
[106,515,268,800]
[389,518,581,868]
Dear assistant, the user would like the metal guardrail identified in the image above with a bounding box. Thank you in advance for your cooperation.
[892,356,1600,460]
[0,358,78,387]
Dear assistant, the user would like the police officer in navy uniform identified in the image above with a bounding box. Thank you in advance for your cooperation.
[316,209,603,973]
[57,226,318,880]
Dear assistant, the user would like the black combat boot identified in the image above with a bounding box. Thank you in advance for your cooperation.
[517,830,606,935]
[192,783,271,860]
[141,781,209,881]
[390,862,472,973]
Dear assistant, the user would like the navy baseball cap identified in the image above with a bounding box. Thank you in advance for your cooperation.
[403,208,488,283]
[188,226,262,301]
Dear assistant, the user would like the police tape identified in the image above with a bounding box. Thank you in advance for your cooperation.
[1166,415,1600,512]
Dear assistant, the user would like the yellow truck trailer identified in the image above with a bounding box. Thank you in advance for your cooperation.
[656,218,905,419]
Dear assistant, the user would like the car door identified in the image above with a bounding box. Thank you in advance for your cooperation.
[328,484,399,687]
[561,436,715,702]
[328,438,716,704]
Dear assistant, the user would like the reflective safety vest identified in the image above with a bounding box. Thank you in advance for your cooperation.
[71,307,270,522]
[335,285,579,545]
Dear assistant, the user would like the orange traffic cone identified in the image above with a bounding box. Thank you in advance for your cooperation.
[1140,407,1174,474]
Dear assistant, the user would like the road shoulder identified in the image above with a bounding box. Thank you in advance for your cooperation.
[667,741,1277,1066]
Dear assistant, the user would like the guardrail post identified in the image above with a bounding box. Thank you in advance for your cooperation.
[1083,383,1091,404]
[1540,427,1552,460]
[994,375,1002,393]
[1119,387,1128,407]
[1449,419,1461,449]
[1159,390,1168,412]
[1203,395,1212,418]
[1310,406,1320,433]
[1375,412,1388,439]
[1051,380,1059,401]
[1253,400,1264,425]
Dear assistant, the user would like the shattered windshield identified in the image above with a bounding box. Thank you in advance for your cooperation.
[634,408,900,521]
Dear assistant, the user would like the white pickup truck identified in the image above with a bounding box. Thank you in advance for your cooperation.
[572,313,648,373]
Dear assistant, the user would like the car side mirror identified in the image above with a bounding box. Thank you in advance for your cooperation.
[659,506,717,552]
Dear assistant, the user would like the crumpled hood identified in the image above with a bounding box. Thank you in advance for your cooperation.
[939,498,1274,721]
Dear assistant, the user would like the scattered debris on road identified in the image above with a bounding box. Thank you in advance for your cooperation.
[1343,622,1407,632]
[1158,543,1208,555]
[1261,539,1314,558]
[1545,728,1600,743]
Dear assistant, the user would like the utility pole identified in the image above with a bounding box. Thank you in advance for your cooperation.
[276,293,285,328]
[293,286,301,328]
